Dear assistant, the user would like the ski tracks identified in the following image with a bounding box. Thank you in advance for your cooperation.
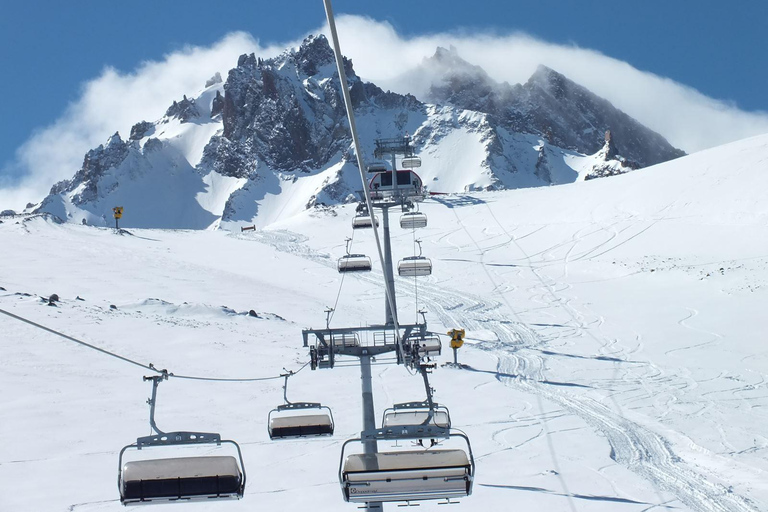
[238,218,759,512]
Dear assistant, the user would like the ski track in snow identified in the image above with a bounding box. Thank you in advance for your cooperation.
[237,204,761,512]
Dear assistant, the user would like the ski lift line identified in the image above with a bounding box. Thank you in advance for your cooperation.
[328,230,355,327]
[0,307,157,373]
[323,0,404,357]
[479,201,668,508]
[449,207,581,512]
[0,307,301,383]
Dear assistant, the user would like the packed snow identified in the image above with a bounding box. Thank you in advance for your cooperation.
[1,133,767,512]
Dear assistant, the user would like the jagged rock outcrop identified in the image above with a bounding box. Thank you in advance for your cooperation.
[43,133,130,207]
[216,34,422,174]
[129,121,154,140]
[426,47,684,167]
[210,90,225,118]
[165,95,200,123]
[584,130,640,180]
[33,35,687,230]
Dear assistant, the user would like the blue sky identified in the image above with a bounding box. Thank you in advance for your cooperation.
[1,0,766,205]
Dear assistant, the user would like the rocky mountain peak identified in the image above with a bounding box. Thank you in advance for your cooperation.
[294,34,336,76]
[165,95,200,123]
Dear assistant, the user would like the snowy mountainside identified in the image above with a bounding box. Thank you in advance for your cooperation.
[2,133,767,512]
[33,35,684,229]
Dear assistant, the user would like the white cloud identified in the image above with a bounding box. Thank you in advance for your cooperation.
[3,16,767,211]
[321,16,768,154]
[0,31,288,211]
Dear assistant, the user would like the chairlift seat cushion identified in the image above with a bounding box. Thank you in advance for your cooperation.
[343,450,471,502]
[270,414,333,438]
[121,456,241,502]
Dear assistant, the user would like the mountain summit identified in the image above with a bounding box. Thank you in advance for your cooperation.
[35,35,684,229]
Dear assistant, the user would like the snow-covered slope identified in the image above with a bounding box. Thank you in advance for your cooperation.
[29,35,683,230]
[2,133,766,511]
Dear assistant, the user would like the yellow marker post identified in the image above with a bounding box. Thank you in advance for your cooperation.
[448,328,465,366]
[112,206,123,230]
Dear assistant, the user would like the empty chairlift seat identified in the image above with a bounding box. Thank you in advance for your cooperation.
[341,450,472,503]
[401,156,422,169]
[352,214,378,229]
[120,455,244,505]
[268,404,335,439]
[400,211,427,229]
[398,256,432,277]
[338,254,372,273]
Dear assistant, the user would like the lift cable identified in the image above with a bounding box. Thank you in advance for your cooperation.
[0,307,300,383]
[411,227,420,324]
[328,229,354,327]
[323,0,404,357]
[449,206,578,512]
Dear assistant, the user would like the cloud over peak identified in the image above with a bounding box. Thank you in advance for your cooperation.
[2,15,766,211]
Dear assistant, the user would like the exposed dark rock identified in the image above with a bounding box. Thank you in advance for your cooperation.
[165,95,200,123]
[38,133,130,208]
[220,34,424,174]
[129,121,154,140]
[210,90,225,118]
[143,138,163,153]
[426,48,684,167]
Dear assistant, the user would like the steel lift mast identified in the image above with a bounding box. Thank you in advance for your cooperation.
[306,2,432,510]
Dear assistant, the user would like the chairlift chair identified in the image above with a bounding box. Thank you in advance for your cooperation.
[269,403,335,439]
[398,256,432,277]
[352,214,378,229]
[398,239,432,277]
[408,334,442,359]
[401,156,422,169]
[338,254,372,272]
[338,237,372,272]
[400,211,427,229]
[268,371,335,440]
[339,429,474,504]
[118,374,246,505]
[367,161,389,173]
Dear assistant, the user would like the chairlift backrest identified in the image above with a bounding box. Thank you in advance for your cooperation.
[268,403,335,440]
[121,455,243,505]
[398,256,432,277]
[400,211,427,229]
[338,254,372,273]
[352,215,378,229]
[367,161,389,173]
[340,448,472,504]
[401,156,422,169]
